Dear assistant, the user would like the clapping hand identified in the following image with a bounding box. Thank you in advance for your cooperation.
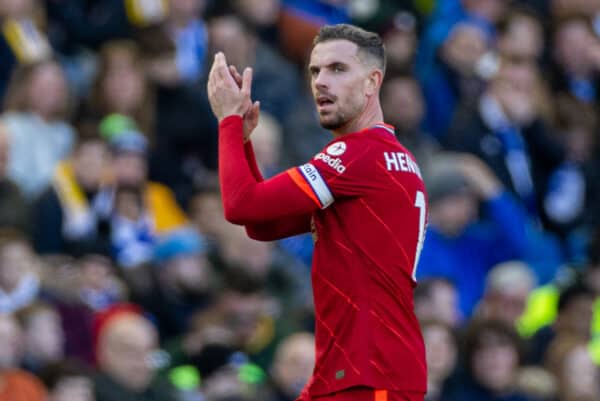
[207,52,260,141]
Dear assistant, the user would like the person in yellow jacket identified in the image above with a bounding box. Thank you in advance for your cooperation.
[33,129,188,261]
[518,267,600,365]
[108,130,188,267]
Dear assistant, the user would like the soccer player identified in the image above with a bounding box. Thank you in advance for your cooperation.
[207,24,428,401]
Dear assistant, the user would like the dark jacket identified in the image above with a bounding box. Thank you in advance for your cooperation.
[446,102,564,216]
[94,372,178,401]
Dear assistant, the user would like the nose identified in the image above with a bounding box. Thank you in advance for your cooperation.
[313,70,328,91]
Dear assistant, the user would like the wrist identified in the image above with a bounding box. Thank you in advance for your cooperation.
[219,114,243,124]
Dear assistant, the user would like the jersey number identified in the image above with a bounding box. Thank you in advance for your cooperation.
[413,190,426,281]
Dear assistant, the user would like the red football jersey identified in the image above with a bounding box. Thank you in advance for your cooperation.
[287,123,428,396]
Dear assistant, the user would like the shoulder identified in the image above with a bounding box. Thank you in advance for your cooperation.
[2,369,47,396]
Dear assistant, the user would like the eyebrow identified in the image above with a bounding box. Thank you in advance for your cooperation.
[308,62,349,73]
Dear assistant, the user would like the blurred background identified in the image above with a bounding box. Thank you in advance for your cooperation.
[1,0,600,400]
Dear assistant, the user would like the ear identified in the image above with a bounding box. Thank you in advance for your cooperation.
[365,69,383,97]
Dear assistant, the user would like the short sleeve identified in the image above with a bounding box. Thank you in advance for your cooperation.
[286,139,372,209]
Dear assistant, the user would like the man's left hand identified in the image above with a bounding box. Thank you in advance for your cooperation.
[207,52,253,122]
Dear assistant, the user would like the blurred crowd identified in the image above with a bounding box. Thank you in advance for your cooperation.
[1,0,600,401]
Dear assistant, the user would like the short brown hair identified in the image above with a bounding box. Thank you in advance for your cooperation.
[313,24,386,72]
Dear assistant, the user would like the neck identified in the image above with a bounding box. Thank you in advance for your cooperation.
[332,98,384,138]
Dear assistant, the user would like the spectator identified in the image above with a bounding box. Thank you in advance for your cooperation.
[85,40,155,139]
[33,135,112,255]
[218,223,311,315]
[0,312,48,401]
[421,320,458,401]
[136,229,216,339]
[17,302,65,374]
[2,60,75,199]
[414,278,461,328]
[381,74,439,177]
[267,332,315,401]
[528,281,595,365]
[444,319,535,401]
[496,6,544,63]
[476,261,537,327]
[110,131,188,246]
[544,96,598,240]
[447,59,564,217]
[420,19,492,139]
[41,254,127,364]
[110,185,155,268]
[93,304,178,401]
[551,15,600,105]
[184,277,273,364]
[164,0,208,84]
[381,12,419,75]
[545,335,600,401]
[0,231,40,313]
[417,154,529,317]
[0,0,52,101]
[188,179,227,246]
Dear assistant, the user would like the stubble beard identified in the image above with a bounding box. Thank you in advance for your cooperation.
[319,112,348,130]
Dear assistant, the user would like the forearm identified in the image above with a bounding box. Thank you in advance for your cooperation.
[245,214,311,241]
[244,141,263,181]
[219,115,316,225]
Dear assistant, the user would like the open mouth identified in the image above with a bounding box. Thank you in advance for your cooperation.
[317,96,335,107]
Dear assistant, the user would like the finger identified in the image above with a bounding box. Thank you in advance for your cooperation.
[241,67,253,97]
[213,52,237,88]
[215,51,227,67]
[209,52,225,78]
[229,65,243,88]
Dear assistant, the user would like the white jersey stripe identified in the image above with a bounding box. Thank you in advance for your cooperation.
[374,124,395,136]
[298,163,334,209]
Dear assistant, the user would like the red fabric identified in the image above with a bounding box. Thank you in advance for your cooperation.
[242,139,312,240]
[244,141,263,181]
[219,116,316,225]
[219,116,428,396]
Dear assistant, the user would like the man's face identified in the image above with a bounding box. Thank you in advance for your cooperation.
[113,153,147,187]
[99,316,158,391]
[381,77,424,130]
[73,141,109,191]
[309,40,373,130]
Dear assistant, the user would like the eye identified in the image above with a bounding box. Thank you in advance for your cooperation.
[333,65,344,72]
